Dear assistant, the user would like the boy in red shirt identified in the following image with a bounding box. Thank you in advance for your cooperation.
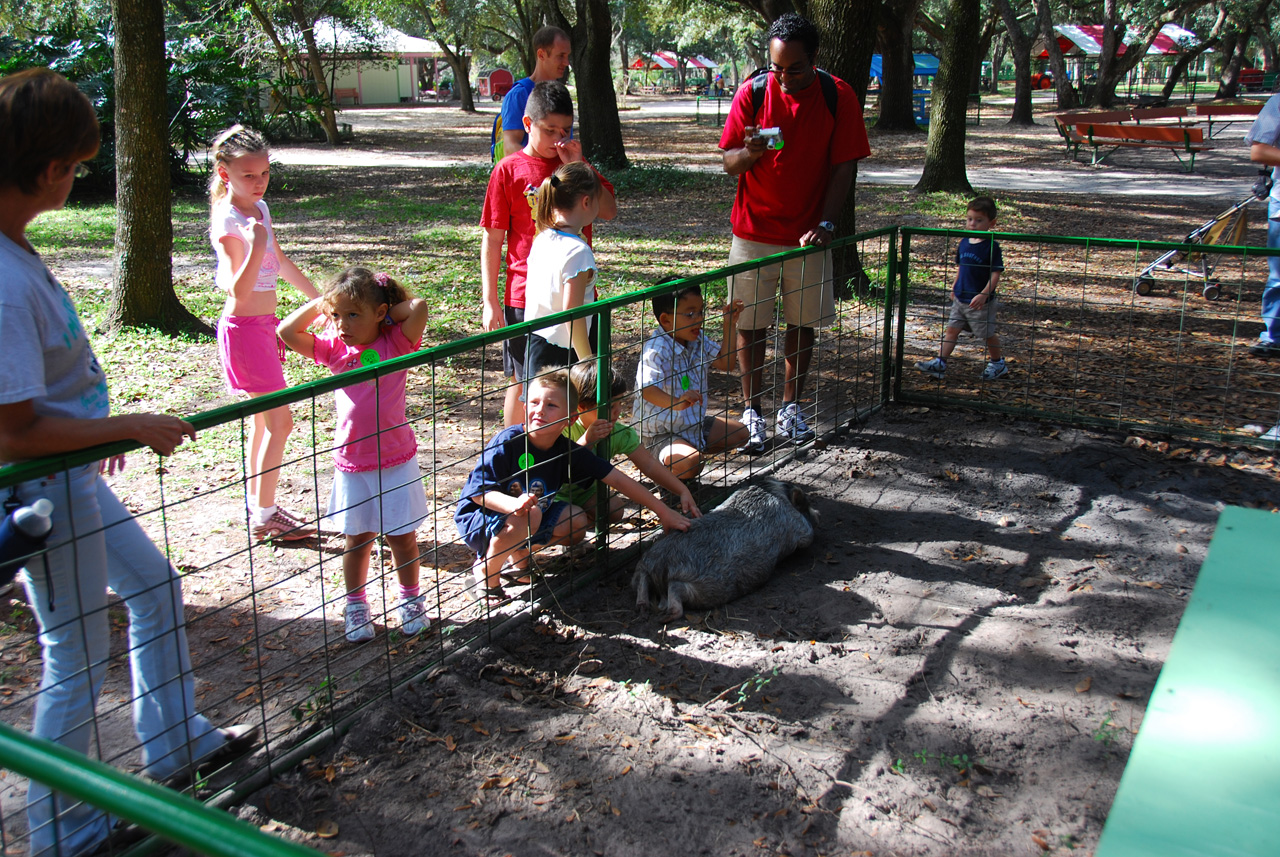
[481,81,617,426]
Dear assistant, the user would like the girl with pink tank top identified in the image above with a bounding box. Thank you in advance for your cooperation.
[278,267,432,642]
[209,125,319,542]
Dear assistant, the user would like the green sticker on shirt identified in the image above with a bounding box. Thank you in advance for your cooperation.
[680,374,690,391]
[518,453,535,471]
[359,349,380,367]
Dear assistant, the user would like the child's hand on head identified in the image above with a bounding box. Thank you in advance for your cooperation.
[555,138,583,163]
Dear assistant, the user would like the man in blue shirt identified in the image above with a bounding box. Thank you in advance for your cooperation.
[493,26,571,163]
[1246,91,1280,360]
[1245,91,1280,442]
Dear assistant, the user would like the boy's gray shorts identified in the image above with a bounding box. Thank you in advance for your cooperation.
[948,297,999,340]
[644,416,716,456]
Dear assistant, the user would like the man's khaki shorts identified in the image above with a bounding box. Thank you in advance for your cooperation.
[728,236,837,331]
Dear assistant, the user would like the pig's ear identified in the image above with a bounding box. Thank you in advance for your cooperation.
[788,486,814,521]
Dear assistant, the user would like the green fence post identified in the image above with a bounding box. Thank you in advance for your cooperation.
[593,307,613,560]
[0,722,319,857]
[894,230,912,402]
[882,228,899,407]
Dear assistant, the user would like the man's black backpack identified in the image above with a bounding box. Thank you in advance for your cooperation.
[747,67,839,121]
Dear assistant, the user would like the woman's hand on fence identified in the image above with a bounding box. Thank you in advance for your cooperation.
[121,414,197,457]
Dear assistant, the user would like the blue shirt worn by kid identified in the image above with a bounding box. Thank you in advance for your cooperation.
[953,237,1004,304]
[455,425,614,548]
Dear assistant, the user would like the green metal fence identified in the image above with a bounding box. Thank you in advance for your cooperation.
[1,222,1276,854]
[896,227,1280,444]
[0,230,894,855]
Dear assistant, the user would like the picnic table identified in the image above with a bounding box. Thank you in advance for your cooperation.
[1096,506,1280,857]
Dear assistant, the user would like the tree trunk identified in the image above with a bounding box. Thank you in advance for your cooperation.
[989,33,1006,94]
[876,0,924,131]
[287,0,341,144]
[107,0,208,335]
[994,0,1035,124]
[551,0,628,168]
[916,0,979,194]
[245,0,340,144]
[809,0,878,295]
[1160,40,1214,101]
[450,53,476,111]
[1034,0,1077,110]
[1216,26,1251,98]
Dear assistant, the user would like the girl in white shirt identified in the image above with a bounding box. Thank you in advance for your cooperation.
[523,161,604,378]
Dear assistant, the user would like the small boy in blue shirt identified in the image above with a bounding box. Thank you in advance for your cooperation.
[455,370,690,604]
[916,196,1007,381]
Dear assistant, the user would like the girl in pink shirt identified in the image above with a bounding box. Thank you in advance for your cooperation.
[278,268,431,643]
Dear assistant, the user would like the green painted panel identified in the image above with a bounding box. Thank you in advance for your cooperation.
[1097,506,1280,857]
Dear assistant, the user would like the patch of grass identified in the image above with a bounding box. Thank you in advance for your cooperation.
[27,203,116,253]
[1093,713,1124,748]
[609,164,724,196]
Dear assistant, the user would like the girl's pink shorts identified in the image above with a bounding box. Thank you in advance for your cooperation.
[217,314,287,394]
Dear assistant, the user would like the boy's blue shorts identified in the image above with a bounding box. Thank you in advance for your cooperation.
[459,500,568,557]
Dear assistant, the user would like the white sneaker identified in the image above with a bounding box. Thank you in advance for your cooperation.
[740,407,767,453]
[981,359,1009,381]
[343,601,375,643]
[776,402,816,444]
[1261,423,1280,442]
[397,595,429,636]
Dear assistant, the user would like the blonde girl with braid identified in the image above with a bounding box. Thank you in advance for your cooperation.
[522,160,604,379]
[209,124,319,542]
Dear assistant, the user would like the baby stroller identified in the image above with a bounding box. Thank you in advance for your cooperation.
[1132,193,1258,301]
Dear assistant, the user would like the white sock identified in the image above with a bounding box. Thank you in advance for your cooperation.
[250,504,276,526]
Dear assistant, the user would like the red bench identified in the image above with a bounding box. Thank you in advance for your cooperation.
[1193,102,1264,138]
[333,87,359,106]
[1073,123,1212,171]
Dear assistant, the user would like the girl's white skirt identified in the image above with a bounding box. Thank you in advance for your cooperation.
[325,459,428,536]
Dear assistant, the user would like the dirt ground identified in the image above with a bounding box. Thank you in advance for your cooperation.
[3,96,1277,857]
[238,408,1278,857]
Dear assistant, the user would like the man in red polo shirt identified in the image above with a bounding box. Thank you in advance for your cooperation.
[720,12,870,450]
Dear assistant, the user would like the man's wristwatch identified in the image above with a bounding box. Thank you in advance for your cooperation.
[818,220,836,234]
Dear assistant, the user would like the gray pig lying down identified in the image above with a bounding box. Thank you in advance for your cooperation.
[632,479,819,622]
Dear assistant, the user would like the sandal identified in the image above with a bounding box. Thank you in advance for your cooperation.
[252,510,315,542]
[500,558,538,586]
[468,564,508,606]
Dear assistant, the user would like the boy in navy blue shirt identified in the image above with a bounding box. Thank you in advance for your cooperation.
[455,370,690,604]
[916,196,1007,381]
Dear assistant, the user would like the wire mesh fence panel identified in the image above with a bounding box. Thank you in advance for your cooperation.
[896,229,1280,444]
[0,230,891,855]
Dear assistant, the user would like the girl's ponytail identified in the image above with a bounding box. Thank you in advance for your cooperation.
[532,161,600,232]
